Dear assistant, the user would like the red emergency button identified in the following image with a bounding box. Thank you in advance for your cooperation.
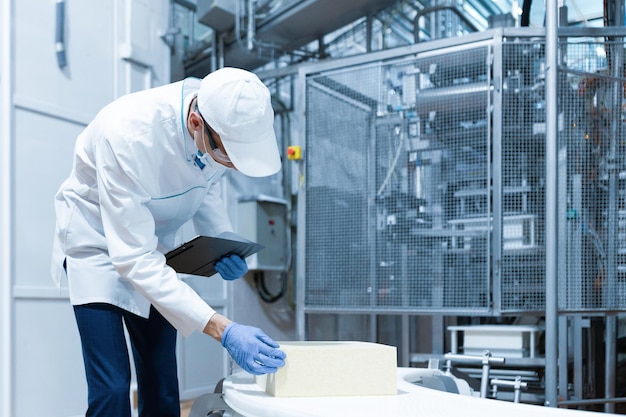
[286,145,302,160]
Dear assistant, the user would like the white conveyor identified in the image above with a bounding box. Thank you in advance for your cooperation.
[218,368,616,417]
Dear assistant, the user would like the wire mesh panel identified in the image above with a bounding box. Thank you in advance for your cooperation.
[557,37,626,312]
[304,66,376,309]
[498,38,547,313]
[498,33,626,313]
[304,42,493,313]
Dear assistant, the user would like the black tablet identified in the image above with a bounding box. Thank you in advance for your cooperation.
[165,233,264,277]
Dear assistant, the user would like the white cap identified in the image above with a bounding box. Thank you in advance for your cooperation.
[197,67,281,177]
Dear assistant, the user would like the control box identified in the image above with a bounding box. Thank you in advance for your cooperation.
[237,197,288,271]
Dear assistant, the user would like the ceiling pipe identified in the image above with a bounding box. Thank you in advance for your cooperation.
[521,0,532,26]
[247,0,256,51]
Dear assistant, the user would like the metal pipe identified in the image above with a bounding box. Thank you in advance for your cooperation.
[605,315,617,413]
[400,245,409,366]
[444,351,505,398]
[604,1,624,411]
[400,314,409,367]
[366,13,372,53]
[218,33,225,69]
[210,31,217,72]
[557,317,568,401]
[443,352,506,365]
[544,0,559,407]
[295,66,307,341]
[491,32,501,312]
[513,379,523,403]
[479,352,492,398]
[573,316,583,401]
[559,396,626,406]
[491,377,528,403]
[247,0,256,52]
[234,0,244,49]
[55,0,67,68]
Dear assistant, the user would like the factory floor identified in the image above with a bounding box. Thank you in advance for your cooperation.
[180,399,194,417]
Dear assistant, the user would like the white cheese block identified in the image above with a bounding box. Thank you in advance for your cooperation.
[255,341,397,397]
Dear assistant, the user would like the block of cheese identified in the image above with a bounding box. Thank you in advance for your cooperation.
[255,341,397,397]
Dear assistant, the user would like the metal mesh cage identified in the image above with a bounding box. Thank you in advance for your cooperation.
[300,29,626,316]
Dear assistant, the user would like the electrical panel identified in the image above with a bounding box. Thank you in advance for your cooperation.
[238,198,288,271]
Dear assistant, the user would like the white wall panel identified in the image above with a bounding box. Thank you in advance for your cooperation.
[14,108,81,291]
[0,0,15,414]
[115,0,170,95]
[129,0,170,86]
[14,299,86,417]
[15,0,115,120]
[11,0,117,413]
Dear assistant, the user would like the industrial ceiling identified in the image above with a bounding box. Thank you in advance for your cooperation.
[183,0,606,76]
[192,0,397,71]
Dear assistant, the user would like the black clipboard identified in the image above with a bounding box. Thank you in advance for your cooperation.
[165,232,264,277]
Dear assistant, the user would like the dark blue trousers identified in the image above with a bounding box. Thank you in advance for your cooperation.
[73,303,180,417]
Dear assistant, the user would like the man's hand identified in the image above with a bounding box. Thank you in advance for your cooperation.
[215,254,248,280]
[221,322,286,375]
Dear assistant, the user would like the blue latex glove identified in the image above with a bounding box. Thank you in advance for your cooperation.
[221,322,286,375]
[215,254,248,281]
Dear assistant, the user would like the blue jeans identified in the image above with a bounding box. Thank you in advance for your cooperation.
[73,303,180,417]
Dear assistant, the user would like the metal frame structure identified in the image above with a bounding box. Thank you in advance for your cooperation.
[256,24,626,410]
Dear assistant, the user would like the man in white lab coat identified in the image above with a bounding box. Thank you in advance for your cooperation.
[51,67,286,417]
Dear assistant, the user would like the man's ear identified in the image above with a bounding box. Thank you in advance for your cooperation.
[188,111,203,130]
[189,111,202,129]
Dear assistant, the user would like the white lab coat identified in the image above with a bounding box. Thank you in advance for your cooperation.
[51,78,233,337]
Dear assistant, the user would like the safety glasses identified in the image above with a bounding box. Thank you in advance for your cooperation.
[195,104,232,165]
